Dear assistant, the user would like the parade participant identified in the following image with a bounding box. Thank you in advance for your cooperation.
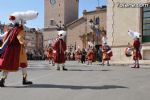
[53,30,67,71]
[47,44,55,66]
[0,10,38,87]
[102,43,113,66]
[128,30,142,68]
[102,31,108,45]
[87,48,94,65]
[75,48,81,63]
[132,37,142,68]
[81,48,87,64]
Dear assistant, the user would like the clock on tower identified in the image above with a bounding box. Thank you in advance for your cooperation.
[50,0,56,5]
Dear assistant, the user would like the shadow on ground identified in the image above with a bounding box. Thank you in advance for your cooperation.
[68,69,111,72]
[9,84,128,90]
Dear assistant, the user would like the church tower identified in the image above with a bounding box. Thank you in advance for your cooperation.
[44,0,79,28]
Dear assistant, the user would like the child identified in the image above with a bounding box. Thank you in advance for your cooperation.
[47,45,54,66]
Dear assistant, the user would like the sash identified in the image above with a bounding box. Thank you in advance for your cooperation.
[0,31,13,54]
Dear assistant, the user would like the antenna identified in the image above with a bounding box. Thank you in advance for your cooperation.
[97,0,100,7]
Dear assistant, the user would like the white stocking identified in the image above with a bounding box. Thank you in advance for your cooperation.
[1,71,8,79]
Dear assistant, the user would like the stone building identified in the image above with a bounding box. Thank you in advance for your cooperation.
[25,28,44,60]
[107,0,150,61]
[66,7,107,52]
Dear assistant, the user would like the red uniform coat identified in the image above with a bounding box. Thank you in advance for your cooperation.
[102,45,112,60]
[133,40,142,60]
[53,39,66,64]
[87,51,94,61]
[0,26,27,71]
[47,48,53,60]
[75,50,81,60]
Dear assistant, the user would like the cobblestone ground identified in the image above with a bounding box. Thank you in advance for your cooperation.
[0,61,150,100]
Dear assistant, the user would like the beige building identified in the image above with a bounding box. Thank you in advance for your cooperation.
[67,7,107,52]
[25,28,43,57]
[107,0,150,60]
[43,0,79,48]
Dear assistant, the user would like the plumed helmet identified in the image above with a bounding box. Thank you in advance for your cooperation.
[57,30,66,39]
[9,10,38,24]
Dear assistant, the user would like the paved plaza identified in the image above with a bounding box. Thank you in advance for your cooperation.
[0,61,150,100]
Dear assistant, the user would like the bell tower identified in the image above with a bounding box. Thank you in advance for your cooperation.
[44,0,79,28]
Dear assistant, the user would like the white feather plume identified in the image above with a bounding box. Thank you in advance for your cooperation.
[57,30,66,39]
[128,30,140,39]
[10,10,38,23]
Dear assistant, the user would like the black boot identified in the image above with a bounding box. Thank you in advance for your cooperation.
[22,77,33,85]
[62,66,67,71]
[57,66,60,70]
[136,64,140,68]
[0,78,5,87]
[131,64,136,68]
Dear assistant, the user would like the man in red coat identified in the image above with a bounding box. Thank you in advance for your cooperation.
[132,37,142,68]
[0,16,32,87]
[87,48,94,65]
[53,31,67,71]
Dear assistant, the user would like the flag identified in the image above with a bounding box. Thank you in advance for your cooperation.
[95,17,100,25]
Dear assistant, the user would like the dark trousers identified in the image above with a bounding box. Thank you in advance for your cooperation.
[81,55,86,63]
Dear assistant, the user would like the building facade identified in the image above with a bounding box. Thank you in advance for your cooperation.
[67,7,107,52]
[25,28,44,60]
[107,0,150,60]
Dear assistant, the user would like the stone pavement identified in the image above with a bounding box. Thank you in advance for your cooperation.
[0,61,150,100]
[109,60,150,66]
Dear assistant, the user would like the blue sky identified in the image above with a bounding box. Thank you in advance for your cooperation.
[0,0,106,28]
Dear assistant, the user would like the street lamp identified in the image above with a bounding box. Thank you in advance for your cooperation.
[56,21,66,31]
[56,21,67,42]
[89,17,101,61]
[89,17,100,45]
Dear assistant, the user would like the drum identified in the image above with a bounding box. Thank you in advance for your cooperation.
[125,47,132,57]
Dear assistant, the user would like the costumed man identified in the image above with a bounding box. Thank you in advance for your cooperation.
[128,30,142,68]
[75,47,81,63]
[101,31,113,66]
[102,43,113,66]
[87,47,94,65]
[53,30,67,71]
[81,48,87,64]
[132,37,142,68]
[0,10,38,87]
[47,44,55,66]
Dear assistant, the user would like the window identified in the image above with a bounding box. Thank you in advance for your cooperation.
[142,7,150,42]
[49,19,55,26]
